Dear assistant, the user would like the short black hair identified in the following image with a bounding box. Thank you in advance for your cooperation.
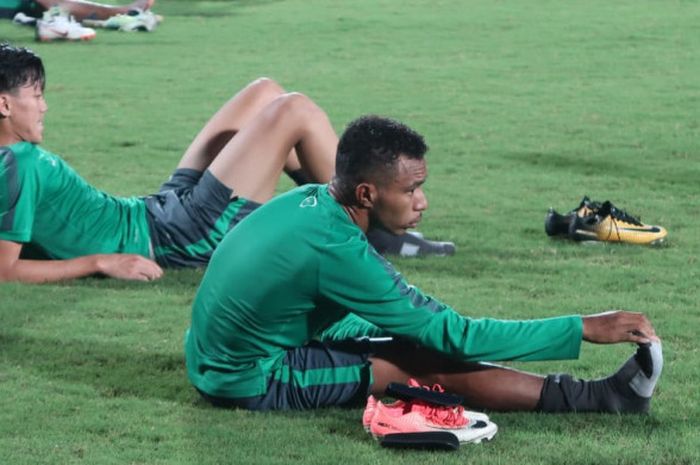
[0,42,45,94]
[333,115,428,201]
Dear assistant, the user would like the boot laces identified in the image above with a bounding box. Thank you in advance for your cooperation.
[406,379,468,427]
[608,205,643,226]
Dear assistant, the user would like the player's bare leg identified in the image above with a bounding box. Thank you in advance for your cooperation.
[204,92,336,203]
[178,78,289,173]
[177,78,334,201]
[36,0,154,21]
[370,343,543,410]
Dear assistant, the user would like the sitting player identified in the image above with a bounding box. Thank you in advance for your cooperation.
[185,114,663,419]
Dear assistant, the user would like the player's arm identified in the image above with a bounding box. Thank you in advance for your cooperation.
[319,243,583,362]
[0,239,163,283]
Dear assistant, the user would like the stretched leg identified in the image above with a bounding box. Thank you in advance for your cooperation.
[370,341,543,411]
[36,0,153,20]
[370,340,662,413]
[203,91,336,203]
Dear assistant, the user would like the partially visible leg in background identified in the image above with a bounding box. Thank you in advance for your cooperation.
[36,0,154,20]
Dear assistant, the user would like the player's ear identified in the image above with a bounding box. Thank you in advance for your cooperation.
[0,93,10,118]
[355,182,377,209]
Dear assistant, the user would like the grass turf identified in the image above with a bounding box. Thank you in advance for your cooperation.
[1,0,699,463]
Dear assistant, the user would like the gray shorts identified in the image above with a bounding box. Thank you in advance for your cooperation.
[0,0,43,18]
[144,168,260,268]
[198,338,375,411]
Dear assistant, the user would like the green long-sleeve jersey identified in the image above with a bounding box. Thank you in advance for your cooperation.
[185,184,583,398]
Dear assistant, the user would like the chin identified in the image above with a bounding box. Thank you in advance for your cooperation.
[376,225,403,236]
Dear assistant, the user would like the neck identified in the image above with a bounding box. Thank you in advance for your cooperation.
[328,182,370,233]
[0,128,15,147]
[0,125,22,147]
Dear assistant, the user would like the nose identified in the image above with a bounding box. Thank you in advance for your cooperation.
[40,96,48,113]
[414,187,428,212]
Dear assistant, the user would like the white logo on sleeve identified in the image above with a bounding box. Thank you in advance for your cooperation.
[300,196,318,208]
[38,152,58,167]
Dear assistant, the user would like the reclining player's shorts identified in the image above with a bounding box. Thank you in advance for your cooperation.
[0,0,43,19]
[144,168,259,268]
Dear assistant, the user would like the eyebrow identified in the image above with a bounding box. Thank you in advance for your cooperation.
[408,177,427,190]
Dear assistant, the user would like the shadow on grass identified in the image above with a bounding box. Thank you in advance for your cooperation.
[1,330,374,457]
[0,332,192,403]
[47,267,205,291]
[500,149,699,188]
[1,330,368,434]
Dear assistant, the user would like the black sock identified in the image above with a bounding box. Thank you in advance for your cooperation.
[366,229,455,257]
[536,342,662,413]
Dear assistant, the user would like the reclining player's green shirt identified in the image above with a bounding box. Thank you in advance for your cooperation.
[0,142,151,258]
[185,184,583,399]
[0,0,19,8]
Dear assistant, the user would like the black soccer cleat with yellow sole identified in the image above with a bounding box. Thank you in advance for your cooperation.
[569,200,667,245]
[545,196,601,237]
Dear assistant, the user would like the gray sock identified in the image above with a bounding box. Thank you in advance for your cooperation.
[627,341,663,398]
[537,342,663,413]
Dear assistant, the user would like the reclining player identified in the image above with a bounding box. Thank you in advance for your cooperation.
[0,43,451,283]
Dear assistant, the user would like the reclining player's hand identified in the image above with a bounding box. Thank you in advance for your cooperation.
[96,254,163,281]
[582,310,659,345]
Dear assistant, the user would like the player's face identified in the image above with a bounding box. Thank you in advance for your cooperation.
[0,83,47,145]
[371,155,429,235]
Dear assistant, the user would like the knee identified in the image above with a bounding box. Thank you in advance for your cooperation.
[271,92,325,125]
[245,77,285,100]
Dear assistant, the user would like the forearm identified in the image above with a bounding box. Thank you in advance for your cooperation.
[354,300,583,362]
[455,315,583,362]
[0,256,101,283]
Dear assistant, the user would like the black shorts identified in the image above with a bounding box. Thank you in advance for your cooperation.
[144,168,260,268]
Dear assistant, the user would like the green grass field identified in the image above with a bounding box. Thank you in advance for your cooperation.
[1,1,699,463]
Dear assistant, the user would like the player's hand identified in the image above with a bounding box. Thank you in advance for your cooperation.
[96,254,164,281]
[582,310,659,345]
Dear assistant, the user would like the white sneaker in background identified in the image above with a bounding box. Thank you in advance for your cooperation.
[83,9,160,32]
[12,12,37,26]
[36,11,97,42]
